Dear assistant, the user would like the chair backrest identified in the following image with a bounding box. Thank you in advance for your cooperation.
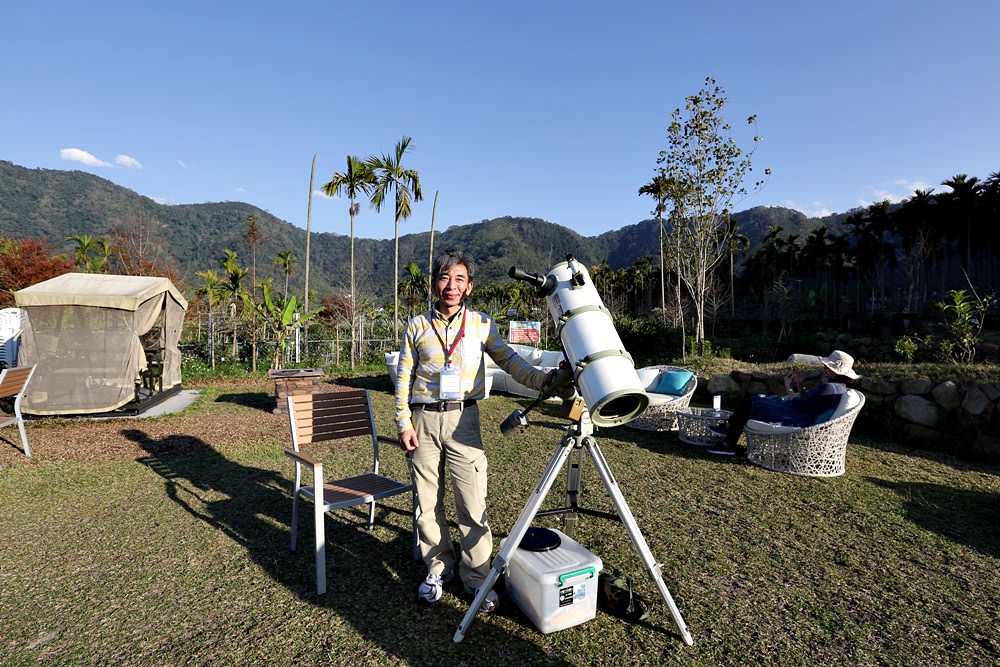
[637,365,696,396]
[0,365,35,400]
[829,388,862,422]
[287,390,378,451]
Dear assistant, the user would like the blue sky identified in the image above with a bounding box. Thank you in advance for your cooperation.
[4,1,998,242]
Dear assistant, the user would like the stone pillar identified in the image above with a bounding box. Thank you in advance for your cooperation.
[269,368,325,415]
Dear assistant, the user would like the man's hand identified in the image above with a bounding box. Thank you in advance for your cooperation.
[400,429,419,452]
[541,362,576,400]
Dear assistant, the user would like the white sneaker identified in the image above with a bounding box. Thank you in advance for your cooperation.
[476,588,499,614]
[417,571,453,603]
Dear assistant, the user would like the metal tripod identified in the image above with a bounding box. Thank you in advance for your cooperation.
[453,409,694,645]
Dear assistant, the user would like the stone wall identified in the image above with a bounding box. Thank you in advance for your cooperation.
[704,368,1000,463]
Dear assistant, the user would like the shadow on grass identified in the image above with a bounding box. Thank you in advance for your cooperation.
[337,375,393,392]
[214,391,275,411]
[124,427,572,665]
[868,476,1000,558]
[851,434,1000,477]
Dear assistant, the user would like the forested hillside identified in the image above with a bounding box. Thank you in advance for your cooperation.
[0,160,826,302]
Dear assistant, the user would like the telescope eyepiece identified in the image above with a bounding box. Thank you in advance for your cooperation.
[508,266,547,287]
[509,266,557,295]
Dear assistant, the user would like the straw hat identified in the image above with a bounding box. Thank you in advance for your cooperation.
[820,350,860,379]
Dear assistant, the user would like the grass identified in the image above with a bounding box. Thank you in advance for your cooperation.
[1,374,998,666]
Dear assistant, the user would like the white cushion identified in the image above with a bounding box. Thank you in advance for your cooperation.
[538,350,564,366]
[636,367,662,390]
[506,343,539,365]
[385,352,399,386]
[745,419,802,435]
[830,389,860,420]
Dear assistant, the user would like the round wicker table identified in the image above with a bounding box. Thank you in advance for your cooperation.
[677,407,732,446]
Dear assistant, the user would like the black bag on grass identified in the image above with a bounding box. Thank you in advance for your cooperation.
[597,573,650,622]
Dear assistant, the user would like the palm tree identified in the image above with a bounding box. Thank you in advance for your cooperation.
[638,175,673,322]
[726,226,750,316]
[66,234,111,273]
[367,136,423,341]
[242,215,267,372]
[243,214,266,297]
[398,262,428,318]
[941,174,982,282]
[273,250,296,301]
[219,250,249,361]
[982,172,1000,288]
[304,155,316,342]
[428,190,439,310]
[195,269,225,369]
[322,155,377,369]
[894,189,937,312]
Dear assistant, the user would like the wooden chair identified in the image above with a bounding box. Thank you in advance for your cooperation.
[0,365,37,457]
[284,390,416,595]
[744,389,866,477]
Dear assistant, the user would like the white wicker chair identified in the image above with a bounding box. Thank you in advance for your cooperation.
[744,389,866,477]
[0,307,21,368]
[626,365,697,432]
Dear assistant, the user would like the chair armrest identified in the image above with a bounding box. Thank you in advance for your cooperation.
[377,435,402,448]
[285,448,322,470]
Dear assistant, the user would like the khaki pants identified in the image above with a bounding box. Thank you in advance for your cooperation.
[409,403,491,593]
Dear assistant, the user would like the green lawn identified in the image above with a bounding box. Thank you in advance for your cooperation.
[1,376,998,666]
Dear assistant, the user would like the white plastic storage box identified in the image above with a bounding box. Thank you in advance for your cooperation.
[502,527,603,634]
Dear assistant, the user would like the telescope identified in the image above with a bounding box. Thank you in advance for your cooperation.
[457,254,693,645]
[507,255,649,428]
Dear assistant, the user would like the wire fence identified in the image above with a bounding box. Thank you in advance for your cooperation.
[181,313,559,371]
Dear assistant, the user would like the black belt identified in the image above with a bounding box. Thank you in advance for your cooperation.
[411,399,477,412]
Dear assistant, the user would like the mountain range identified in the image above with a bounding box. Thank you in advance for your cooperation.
[0,160,847,301]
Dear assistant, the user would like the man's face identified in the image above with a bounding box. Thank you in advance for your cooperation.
[435,263,472,309]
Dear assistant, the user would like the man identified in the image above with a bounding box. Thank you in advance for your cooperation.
[394,249,552,613]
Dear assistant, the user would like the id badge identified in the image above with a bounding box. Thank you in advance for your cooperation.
[438,364,461,400]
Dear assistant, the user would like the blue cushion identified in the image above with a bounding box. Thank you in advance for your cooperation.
[654,370,694,396]
[813,408,836,425]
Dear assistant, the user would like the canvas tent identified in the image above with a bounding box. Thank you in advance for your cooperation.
[14,273,188,416]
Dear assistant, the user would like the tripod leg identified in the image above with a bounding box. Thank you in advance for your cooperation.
[453,433,578,643]
[561,442,584,537]
[582,435,695,646]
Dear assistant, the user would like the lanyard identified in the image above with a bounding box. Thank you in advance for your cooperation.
[431,308,466,365]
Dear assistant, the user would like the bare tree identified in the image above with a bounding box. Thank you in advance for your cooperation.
[658,77,768,353]
[108,208,176,279]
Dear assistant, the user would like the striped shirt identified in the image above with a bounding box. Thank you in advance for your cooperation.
[394,305,548,433]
